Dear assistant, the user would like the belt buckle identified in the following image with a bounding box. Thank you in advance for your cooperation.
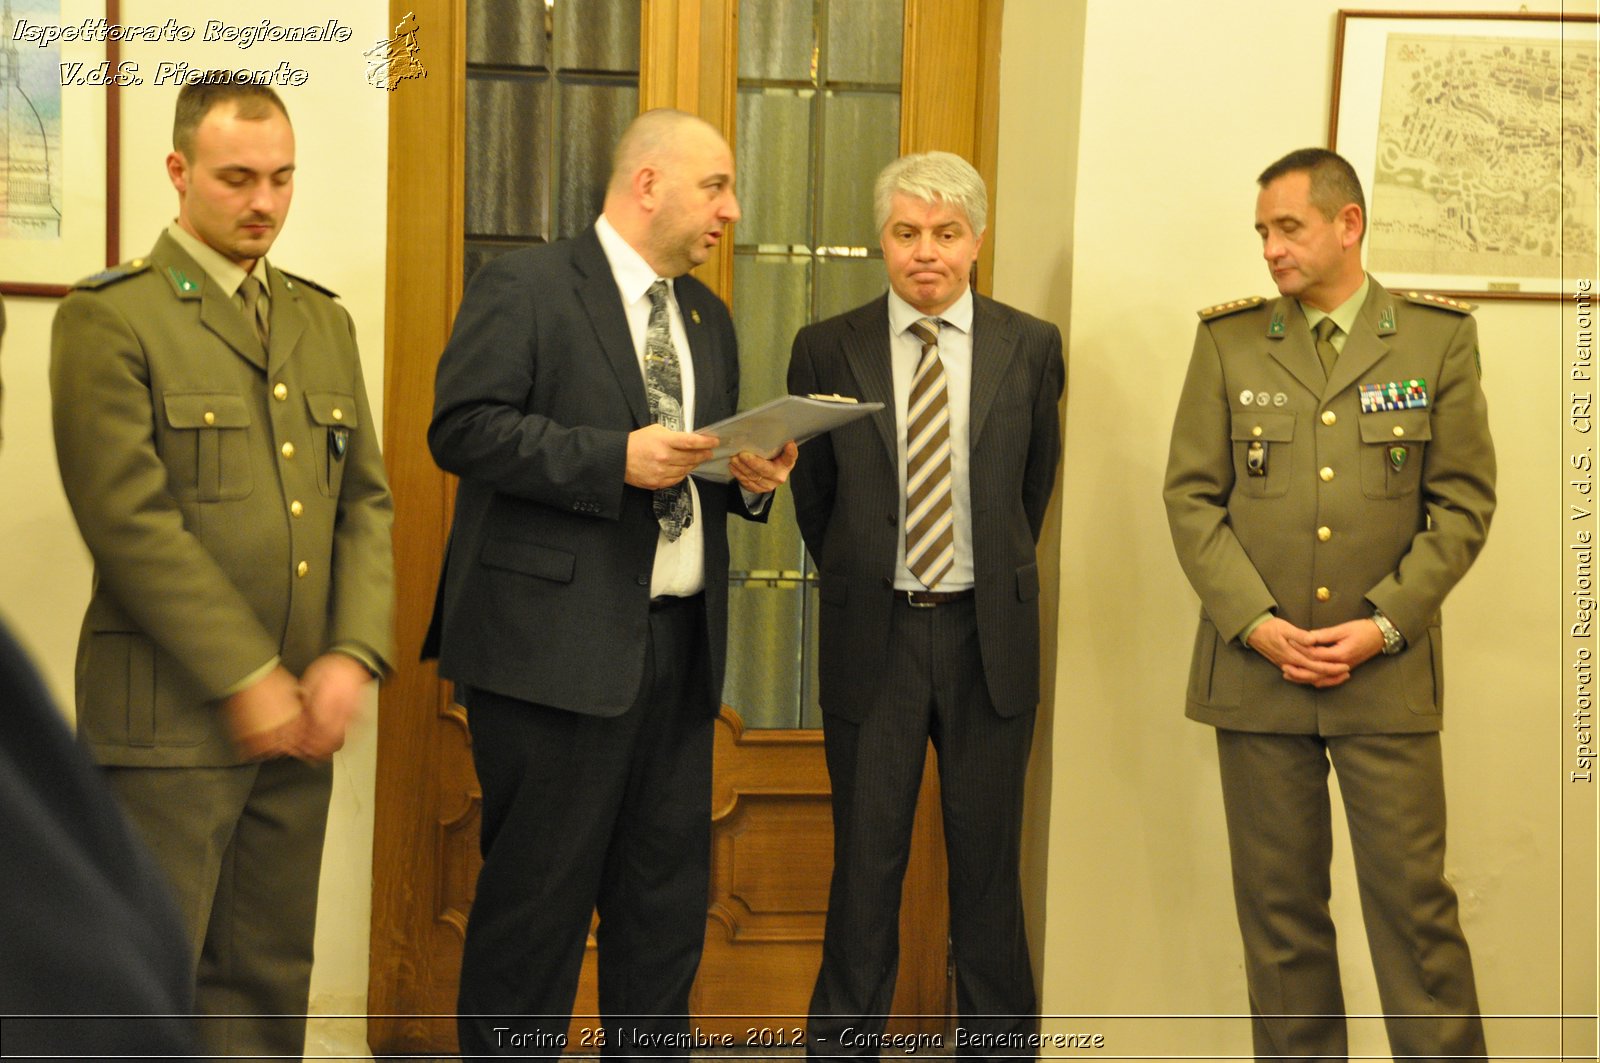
[905,590,937,609]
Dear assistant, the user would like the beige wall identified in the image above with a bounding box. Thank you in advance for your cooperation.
[994,0,1595,1059]
[0,0,391,1038]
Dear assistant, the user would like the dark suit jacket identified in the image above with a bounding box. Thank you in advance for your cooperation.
[0,619,197,1058]
[425,227,757,716]
[787,294,1064,719]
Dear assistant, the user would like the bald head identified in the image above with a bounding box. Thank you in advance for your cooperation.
[602,108,740,278]
[607,109,721,195]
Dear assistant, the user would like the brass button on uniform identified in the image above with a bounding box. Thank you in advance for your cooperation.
[1319,466,1334,482]
[290,500,304,518]
[1392,425,1405,437]
[281,441,295,459]
[332,408,344,422]
[1321,410,1337,426]
[1315,586,1331,602]
[273,382,288,401]
[1251,425,1263,437]
[296,561,309,578]
[203,410,216,426]
[1317,526,1332,542]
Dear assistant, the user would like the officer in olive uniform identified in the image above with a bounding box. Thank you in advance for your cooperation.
[50,80,394,1057]
[1164,149,1494,1061]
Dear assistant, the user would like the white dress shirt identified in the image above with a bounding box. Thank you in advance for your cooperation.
[595,215,704,598]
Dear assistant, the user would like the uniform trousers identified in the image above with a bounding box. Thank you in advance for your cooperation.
[809,595,1036,1061]
[104,755,334,1061]
[1214,729,1486,1063]
[456,593,713,1061]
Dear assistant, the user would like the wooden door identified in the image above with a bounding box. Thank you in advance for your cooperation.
[368,1,1003,1052]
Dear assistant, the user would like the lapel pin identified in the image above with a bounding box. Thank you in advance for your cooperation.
[1268,312,1285,336]
[168,266,197,293]
[691,309,701,325]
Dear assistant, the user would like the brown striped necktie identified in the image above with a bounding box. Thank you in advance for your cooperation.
[904,317,954,589]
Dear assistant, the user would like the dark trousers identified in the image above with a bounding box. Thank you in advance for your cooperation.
[809,595,1037,1061]
[457,594,713,1060]
[104,756,333,1061]
[1215,730,1486,1063]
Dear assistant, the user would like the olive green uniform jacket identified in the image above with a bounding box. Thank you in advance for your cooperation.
[51,232,395,767]
[1163,280,1495,735]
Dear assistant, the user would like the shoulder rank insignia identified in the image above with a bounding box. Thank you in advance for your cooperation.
[278,269,339,299]
[1197,295,1265,321]
[1402,290,1475,314]
[73,258,152,290]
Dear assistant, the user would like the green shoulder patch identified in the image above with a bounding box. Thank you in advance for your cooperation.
[1197,295,1265,321]
[1401,290,1474,314]
[278,269,338,299]
[73,258,153,290]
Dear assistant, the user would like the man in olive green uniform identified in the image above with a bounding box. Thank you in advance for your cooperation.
[1164,148,1494,1061]
[50,80,394,1058]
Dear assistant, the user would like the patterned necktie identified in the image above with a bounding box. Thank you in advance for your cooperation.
[238,275,269,348]
[1313,316,1339,377]
[904,317,954,589]
[645,280,693,541]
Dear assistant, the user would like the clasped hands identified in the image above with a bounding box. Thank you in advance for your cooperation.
[1246,615,1387,689]
[624,422,798,495]
[224,654,374,761]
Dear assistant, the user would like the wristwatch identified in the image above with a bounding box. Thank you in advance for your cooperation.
[1372,610,1404,656]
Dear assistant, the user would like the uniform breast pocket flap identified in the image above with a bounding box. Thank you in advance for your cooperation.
[1230,411,1295,498]
[1359,410,1431,499]
[305,391,358,497]
[162,391,253,502]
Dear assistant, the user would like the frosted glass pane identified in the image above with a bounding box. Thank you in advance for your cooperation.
[733,255,810,402]
[815,255,886,320]
[723,581,807,728]
[556,82,639,239]
[465,75,550,240]
[736,89,813,247]
[467,0,549,69]
[556,0,640,73]
[738,0,813,82]
[827,0,901,86]
[820,92,899,247]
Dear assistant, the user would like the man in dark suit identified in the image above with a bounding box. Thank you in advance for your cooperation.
[787,151,1064,1057]
[1163,148,1494,1060]
[425,108,795,1059]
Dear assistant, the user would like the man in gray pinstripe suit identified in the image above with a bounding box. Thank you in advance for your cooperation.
[788,151,1064,1058]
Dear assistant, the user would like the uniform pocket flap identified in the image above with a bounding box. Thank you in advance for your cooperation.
[304,391,360,428]
[163,391,251,429]
[1230,411,1295,443]
[1359,410,1432,444]
[479,538,576,582]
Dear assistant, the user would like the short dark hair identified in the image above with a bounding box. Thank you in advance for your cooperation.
[1258,147,1365,227]
[173,79,290,157]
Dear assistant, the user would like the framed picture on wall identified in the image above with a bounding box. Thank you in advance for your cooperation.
[1330,9,1598,301]
[1,0,121,298]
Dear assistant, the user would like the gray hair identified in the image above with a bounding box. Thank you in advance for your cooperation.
[873,151,987,235]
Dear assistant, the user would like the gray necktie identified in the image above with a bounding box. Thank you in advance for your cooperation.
[238,276,269,348]
[645,280,692,542]
[904,317,954,589]
[1313,316,1339,377]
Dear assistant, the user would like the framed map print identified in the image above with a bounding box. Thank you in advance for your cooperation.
[1330,10,1598,301]
[0,0,120,297]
